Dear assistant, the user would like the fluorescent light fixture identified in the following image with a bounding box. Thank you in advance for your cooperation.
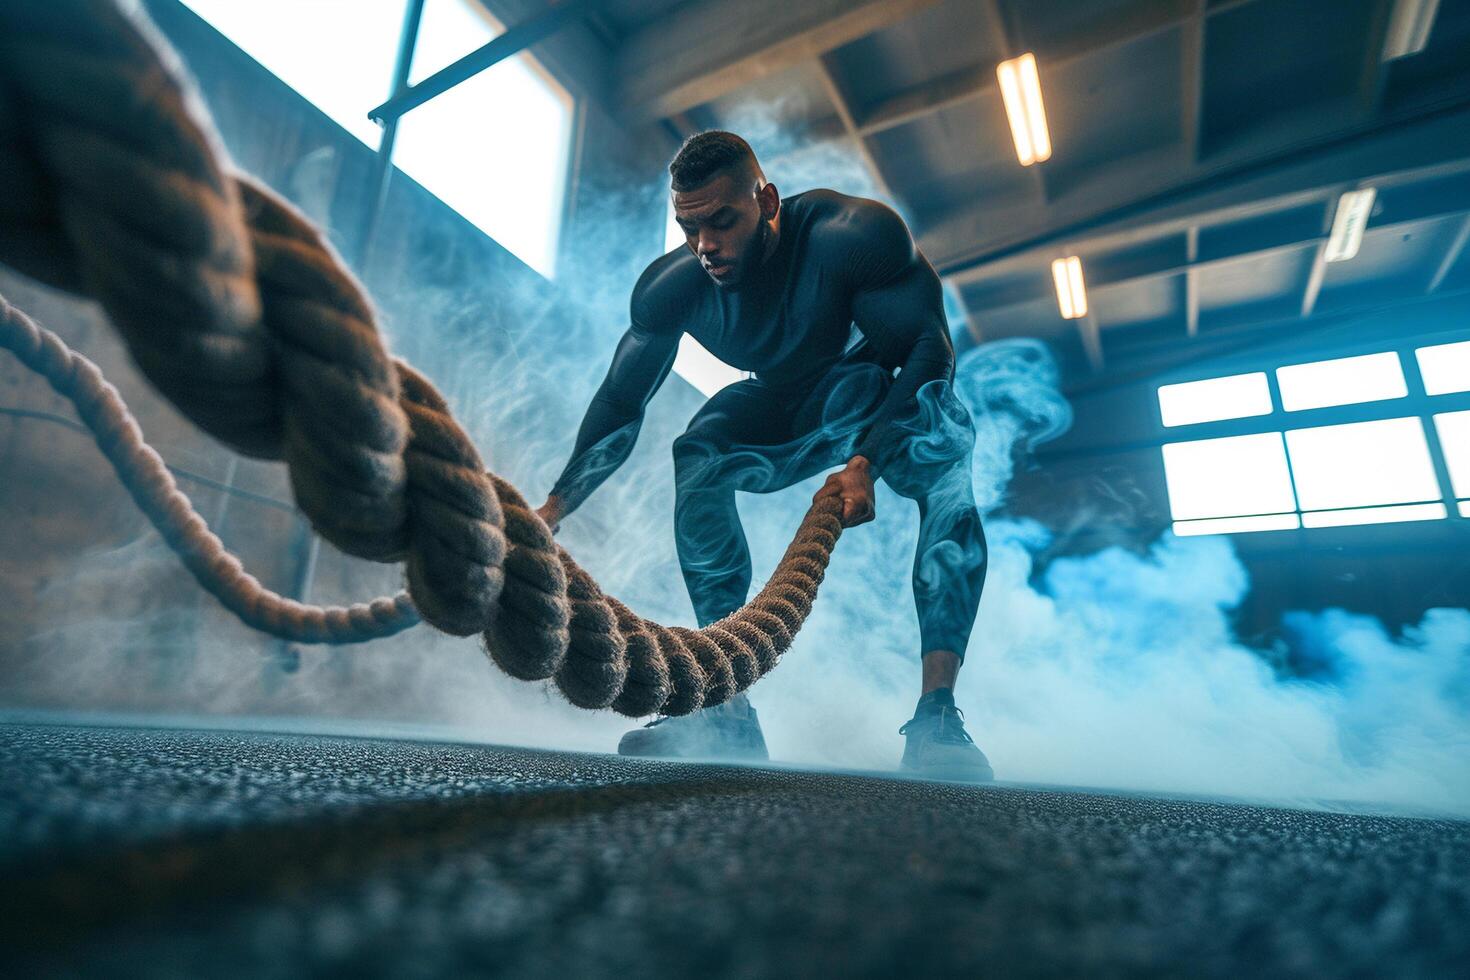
[1381,0,1440,60]
[1301,503,1447,528]
[1433,410,1470,497]
[1051,256,1086,319]
[1324,188,1376,263]
[1158,372,1273,427]
[1161,433,1297,521]
[1173,514,1300,536]
[997,53,1052,166]
[1276,351,1407,411]
[1284,417,1440,510]
[1415,340,1470,395]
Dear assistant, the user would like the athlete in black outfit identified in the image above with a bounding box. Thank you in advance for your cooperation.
[537,132,992,780]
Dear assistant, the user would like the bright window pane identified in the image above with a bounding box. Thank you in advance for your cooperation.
[394,0,573,277]
[1276,352,1406,411]
[673,335,746,398]
[1173,513,1300,536]
[1158,372,1273,427]
[1161,433,1297,520]
[178,1,402,147]
[1434,410,1470,497]
[666,200,687,253]
[1417,340,1470,395]
[1301,503,1446,528]
[1285,417,1439,510]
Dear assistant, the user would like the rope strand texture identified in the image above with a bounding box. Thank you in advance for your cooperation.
[0,0,847,716]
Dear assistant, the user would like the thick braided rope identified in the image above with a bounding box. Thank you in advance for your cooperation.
[0,293,420,642]
[0,0,848,716]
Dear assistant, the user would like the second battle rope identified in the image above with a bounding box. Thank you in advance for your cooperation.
[0,1,846,717]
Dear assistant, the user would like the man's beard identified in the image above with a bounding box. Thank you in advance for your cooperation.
[716,220,772,290]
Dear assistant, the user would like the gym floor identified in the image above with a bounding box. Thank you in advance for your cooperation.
[3,721,1467,978]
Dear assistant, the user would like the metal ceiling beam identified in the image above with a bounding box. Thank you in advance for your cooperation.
[924,101,1470,285]
[855,0,1257,139]
[1061,284,1470,398]
[963,203,1470,316]
[1079,310,1104,373]
[1184,226,1200,337]
[1300,241,1330,319]
[615,0,942,123]
[1180,0,1206,166]
[368,0,596,124]
[1358,0,1400,117]
[1300,189,1350,319]
[813,55,895,200]
[1428,214,1470,293]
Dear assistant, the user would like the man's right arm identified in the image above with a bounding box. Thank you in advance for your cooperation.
[541,319,680,527]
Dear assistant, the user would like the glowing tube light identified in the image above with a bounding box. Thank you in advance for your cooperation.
[1324,188,1376,263]
[997,53,1052,165]
[1051,256,1087,319]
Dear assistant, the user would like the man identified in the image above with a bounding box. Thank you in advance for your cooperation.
[537,131,992,780]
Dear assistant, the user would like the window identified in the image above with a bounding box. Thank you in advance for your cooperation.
[181,0,574,279]
[1162,433,1297,523]
[1276,352,1407,411]
[1434,410,1470,500]
[1284,418,1439,510]
[1173,514,1300,537]
[394,0,573,277]
[1417,340,1470,395]
[1158,372,1272,427]
[1159,345,1466,535]
[179,0,403,147]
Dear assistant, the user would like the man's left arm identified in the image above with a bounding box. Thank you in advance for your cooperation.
[812,201,954,525]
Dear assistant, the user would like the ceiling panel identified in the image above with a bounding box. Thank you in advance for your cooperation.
[1202,0,1378,154]
[825,1,1007,113]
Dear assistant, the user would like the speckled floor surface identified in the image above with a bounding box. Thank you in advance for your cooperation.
[2,721,1466,978]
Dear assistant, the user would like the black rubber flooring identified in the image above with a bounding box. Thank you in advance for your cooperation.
[2,721,1466,978]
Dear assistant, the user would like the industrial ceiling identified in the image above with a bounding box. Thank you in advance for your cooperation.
[564,0,1470,384]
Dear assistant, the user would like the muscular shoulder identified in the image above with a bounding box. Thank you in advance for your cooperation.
[796,189,918,287]
[630,247,705,332]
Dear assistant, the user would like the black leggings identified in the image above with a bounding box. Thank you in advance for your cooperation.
[671,346,987,658]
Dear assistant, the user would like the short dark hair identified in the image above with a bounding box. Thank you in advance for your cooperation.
[668,131,762,192]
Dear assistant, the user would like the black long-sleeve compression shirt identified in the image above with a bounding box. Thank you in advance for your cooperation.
[548,189,954,517]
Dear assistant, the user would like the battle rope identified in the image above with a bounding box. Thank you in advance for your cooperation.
[0,0,846,717]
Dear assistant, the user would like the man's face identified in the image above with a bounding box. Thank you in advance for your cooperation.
[672,171,771,288]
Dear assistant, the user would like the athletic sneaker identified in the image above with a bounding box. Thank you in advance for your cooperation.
[617,692,769,761]
[899,700,995,782]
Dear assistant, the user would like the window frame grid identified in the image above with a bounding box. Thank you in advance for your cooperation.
[1158,339,1470,536]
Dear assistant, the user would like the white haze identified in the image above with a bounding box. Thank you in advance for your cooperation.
[9,91,1468,821]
